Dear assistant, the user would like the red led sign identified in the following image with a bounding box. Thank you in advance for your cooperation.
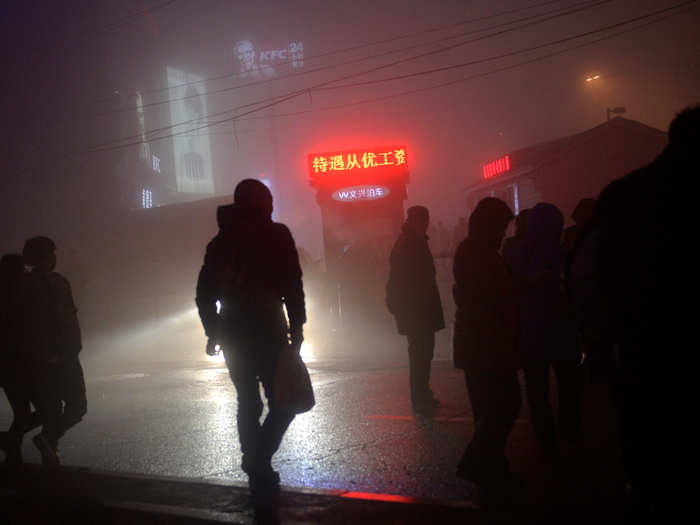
[308,146,407,180]
[482,155,511,180]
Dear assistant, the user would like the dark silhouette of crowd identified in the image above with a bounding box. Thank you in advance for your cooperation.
[2,106,696,521]
[0,236,87,467]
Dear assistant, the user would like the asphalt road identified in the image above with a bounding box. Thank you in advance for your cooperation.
[0,306,624,506]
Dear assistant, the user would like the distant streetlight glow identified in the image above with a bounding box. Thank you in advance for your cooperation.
[585,73,601,83]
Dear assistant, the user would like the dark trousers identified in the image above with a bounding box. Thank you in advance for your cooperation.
[523,359,584,455]
[2,383,40,440]
[2,361,41,441]
[223,346,295,473]
[406,331,435,408]
[34,355,87,449]
[461,369,521,487]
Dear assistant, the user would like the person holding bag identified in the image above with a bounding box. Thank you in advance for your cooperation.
[196,179,310,513]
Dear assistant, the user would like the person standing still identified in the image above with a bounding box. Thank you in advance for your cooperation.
[386,206,445,415]
[453,198,520,503]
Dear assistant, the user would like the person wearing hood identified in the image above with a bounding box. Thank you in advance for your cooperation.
[507,203,582,460]
[452,197,520,501]
[386,206,445,415]
[196,179,306,508]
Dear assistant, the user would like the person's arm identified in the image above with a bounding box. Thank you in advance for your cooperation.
[196,236,225,341]
[49,273,82,356]
[277,225,306,349]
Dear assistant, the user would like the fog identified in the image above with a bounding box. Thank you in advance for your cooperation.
[1,0,698,367]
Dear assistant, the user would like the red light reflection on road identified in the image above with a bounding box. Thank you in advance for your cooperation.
[341,492,420,504]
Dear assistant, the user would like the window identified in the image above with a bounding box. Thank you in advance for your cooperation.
[142,188,153,209]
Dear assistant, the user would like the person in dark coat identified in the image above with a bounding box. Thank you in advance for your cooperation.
[452,197,520,501]
[502,208,531,269]
[507,203,582,460]
[0,254,40,465]
[386,206,445,415]
[196,179,306,508]
[23,236,86,467]
[591,106,697,507]
[561,198,596,255]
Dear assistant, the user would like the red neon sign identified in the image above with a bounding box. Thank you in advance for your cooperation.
[308,146,407,180]
[482,155,511,180]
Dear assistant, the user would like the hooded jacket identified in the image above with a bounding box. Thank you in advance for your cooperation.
[507,203,578,362]
[452,198,518,371]
[196,203,306,348]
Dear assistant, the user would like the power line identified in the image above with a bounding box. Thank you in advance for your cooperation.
[85,0,178,36]
[237,6,697,125]
[12,0,692,180]
[102,0,609,117]
[96,0,572,103]
[96,0,614,149]
[104,0,697,151]
[87,0,696,153]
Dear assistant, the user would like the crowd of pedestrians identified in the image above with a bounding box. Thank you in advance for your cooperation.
[2,106,695,521]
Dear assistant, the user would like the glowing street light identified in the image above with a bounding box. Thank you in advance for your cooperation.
[585,73,601,83]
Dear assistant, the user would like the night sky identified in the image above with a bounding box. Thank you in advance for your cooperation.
[2,0,698,255]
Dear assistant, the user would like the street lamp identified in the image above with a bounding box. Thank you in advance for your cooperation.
[584,74,626,121]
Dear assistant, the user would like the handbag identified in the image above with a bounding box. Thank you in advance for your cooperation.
[273,346,315,414]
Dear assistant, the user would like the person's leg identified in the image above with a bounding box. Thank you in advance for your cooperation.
[406,331,434,410]
[56,356,88,445]
[224,350,264,474]
[464,369,484,424]
[522,362,558,457]
[258,355,295,469]
[4,384,31,438]
[553,359,584,443]
[459,370,521,489]
[1,383,31,464]
[614,373,645,496]
[32,364,62,466]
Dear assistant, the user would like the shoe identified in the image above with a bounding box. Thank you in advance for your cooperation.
[412,402,434,417]
[0,432,23,466]
[32,434,60,467]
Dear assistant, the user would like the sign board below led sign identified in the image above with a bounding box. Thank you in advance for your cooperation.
[332,185,390,202]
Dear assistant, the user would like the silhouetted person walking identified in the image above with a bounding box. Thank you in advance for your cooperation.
[23,236,86,467]
[196,179,306,514]
[453,198,520,503]
[507,203,582,460]
[0,254,40,465]
[386,206,445,415]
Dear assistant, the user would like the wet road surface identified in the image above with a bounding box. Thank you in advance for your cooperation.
[0,307,624,505]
